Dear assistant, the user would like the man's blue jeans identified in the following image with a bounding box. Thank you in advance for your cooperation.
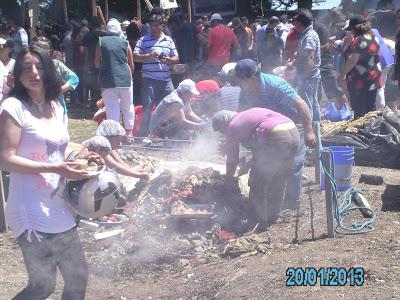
[139,77,174,137]
[297,76,321,122]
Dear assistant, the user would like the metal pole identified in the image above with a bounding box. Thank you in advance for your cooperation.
[92,0,97,16]
[322,151,335,238]
[313,121,321,184]
[0,172,7,232]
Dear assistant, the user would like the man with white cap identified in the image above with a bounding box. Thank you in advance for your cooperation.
[216,62,241,112]
[149,79,207,138]
[207,13,239,76]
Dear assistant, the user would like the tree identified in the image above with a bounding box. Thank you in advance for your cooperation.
[273,0,327,10]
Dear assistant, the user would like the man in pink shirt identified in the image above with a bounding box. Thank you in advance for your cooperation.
[212,108,300,231]
[207,13,239,75]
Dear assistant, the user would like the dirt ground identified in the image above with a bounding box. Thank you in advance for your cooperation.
[1,117,400,299]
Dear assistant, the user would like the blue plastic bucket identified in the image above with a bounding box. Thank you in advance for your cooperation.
[321,146,354,191]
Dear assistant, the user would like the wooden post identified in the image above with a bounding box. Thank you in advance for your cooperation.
[0,172,7,233]
[187,0,192,23]
[322,151,335,238]
[97,6,106,27]
[104,0,109,23]
[62,0,68,24]
[20,0,26,27]
[137,0,142,19]
[28,0,39,40]
[313,121,321,184]
[92,0,97,16]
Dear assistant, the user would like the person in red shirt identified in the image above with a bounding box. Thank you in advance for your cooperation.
[207,13,239,76]
[283,26,298,63]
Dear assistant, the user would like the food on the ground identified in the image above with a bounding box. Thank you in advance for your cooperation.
[99,215,119,223]
[172,202,210,215]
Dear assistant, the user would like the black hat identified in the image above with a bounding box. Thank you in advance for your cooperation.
[346,15,367,31]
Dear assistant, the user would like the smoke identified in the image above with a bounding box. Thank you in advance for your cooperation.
[181,129,222,163]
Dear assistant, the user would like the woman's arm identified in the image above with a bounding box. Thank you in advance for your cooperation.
[175,107,201,129]
[94,43,101,69]
[110,150,130,167]
[337,52,360,87]
[56,60,79,93]
[104,152,149,179]
[0,111,90,179]
[186,103,202,122]
[127,45,135,76]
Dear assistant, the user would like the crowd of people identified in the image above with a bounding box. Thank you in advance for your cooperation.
[0,1,400,298]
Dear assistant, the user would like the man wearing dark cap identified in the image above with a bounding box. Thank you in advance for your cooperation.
[234,58,316,209]
[292,8,321,122]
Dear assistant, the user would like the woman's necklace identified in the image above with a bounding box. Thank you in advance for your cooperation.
[31,99,47,114]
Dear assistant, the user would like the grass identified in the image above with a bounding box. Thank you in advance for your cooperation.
[68,118,98,144]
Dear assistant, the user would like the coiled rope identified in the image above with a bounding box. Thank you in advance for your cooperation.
[320,148,377,234]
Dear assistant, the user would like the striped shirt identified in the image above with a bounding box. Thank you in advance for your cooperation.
[295,25,320,79]
[134,33,178,82]
[216,85,241,112]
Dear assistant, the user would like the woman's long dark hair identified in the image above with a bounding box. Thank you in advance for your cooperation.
[9,46,63,104]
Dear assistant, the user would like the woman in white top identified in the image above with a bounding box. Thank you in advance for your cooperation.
[0,46,91,300]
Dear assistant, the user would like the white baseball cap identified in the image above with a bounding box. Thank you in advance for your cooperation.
[210,13,223,22]
[220,62,237,76]
[177,79,200,95]
[0,37,6,46]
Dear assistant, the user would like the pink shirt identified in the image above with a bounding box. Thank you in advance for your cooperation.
[207,24,239,66]
[225,108,293,170]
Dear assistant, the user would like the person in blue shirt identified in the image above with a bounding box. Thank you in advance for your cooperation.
[235,58,316,209]
[8,16,28,59]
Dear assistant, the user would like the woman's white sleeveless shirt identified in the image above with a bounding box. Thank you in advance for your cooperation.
[1,97,75,239]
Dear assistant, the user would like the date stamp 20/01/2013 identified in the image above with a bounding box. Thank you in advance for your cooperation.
[286,267,365,287]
